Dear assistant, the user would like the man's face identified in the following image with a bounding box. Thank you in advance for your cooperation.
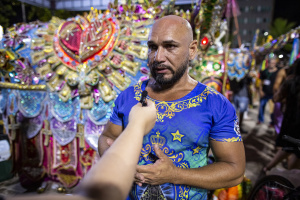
[147,21,191,85]
[269,58,278,69]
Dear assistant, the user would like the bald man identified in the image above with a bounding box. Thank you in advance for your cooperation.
[99,15,245,200]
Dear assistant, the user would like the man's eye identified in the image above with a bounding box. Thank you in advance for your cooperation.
[166,44,176,49]
[148,45,157,50]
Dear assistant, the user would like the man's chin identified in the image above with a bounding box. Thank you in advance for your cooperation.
[155,77,175,85]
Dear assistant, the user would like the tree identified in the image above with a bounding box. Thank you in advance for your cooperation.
[269,18,296,38]
[0,0,21,31]
[269,18,296,52]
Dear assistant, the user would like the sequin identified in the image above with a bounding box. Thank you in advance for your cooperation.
[84,116,105,151]
[18,90,46,118]
[7,91,19,116]
[50,93,80,122]
[17,112,43,139]
[0,89,8,114]
[87,99,112,125]
[51,117,77,146]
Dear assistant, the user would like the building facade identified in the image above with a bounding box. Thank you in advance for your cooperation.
[233,0,274,47]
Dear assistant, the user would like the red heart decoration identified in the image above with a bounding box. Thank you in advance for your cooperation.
[59,21,82,57]
[54,16,119,71]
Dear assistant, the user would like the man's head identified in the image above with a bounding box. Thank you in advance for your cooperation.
[269,56,278,69]
[147,15,197,85]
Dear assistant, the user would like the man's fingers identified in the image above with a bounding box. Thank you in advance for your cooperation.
[136,165,152,173]
[135,181,143,187]
[135,172,145,186]
[153,144,165,159]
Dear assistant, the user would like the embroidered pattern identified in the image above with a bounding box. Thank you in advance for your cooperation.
[134,82,219,122]
[140,131,190,199]
[171,130,185,142]
[210,137,242,142]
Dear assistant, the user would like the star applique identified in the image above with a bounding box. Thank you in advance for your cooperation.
[192,146,202,155]
[171,130,184,142]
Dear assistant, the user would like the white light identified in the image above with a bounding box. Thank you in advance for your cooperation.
[264,32,268,36]
[207,62,213,72]
[0,25,3,41]
[291,33,296,39]
[279,54,283,59]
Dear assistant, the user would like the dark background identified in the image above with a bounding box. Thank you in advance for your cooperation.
[273,0,300,27]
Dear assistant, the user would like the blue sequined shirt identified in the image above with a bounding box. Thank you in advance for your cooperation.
[110,81,242,200]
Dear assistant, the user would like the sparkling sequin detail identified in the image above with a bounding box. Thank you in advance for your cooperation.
[7,91,18,116]
[49,93,80,122]
[50,117,77,146]
[87,99,112,125]
[18,90,46,118]
[17,112,43,139]
[84,116,105,151]
[0,89,8,114]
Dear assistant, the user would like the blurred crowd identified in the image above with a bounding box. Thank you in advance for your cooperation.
[229,55,300,172]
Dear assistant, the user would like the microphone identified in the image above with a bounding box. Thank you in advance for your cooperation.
[140,90,148,107]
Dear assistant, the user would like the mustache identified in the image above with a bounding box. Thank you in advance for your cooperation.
[150,62,174,73]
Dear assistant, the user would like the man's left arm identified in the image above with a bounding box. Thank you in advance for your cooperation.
[136,141,245,190]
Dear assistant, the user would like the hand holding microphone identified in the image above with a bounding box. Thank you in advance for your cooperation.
[129,91,156,135]
[140,90,148,106]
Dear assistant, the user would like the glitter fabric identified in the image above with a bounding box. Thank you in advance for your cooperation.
[7,90,18,116]
[16,112,43,139]
[84,116,105,151]
[18,90,46,118]
[87,99,112,125]
[0,89,8,114]
[50,117,77,146]
[49,93,80,122]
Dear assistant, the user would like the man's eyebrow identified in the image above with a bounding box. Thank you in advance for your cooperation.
[162,40,179,45]
[147,40,180,45]
[147,41,156,46]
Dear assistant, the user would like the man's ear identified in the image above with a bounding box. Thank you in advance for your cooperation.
[189,40,198,60]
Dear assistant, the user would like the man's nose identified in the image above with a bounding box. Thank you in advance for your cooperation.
[154,47,166,63]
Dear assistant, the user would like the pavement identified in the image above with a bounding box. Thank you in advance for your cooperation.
[1,101,300,198]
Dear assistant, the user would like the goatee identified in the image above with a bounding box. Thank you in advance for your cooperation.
[149,58,189,85]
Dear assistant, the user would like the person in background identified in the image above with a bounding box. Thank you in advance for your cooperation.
[257,56,279,126]
[264,58,300,172]
[272,61,289,134]
[5,101,157,200]
[229,74,252,134]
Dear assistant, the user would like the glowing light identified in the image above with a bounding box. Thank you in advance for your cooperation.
[212,62,221,71]
[279,54,283,59]
[201,36,209,45]
[264,32,268,36]
[291,33,296,39]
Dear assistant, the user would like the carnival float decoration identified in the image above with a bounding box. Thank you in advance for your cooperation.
[187,0,253,93]
[0,1,164,189]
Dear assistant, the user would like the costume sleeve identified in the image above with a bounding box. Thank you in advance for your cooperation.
[109,93,124,126]
[209,92,242,142]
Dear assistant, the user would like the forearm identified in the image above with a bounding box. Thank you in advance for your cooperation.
[172,161,244,190]
[83,123,145,199]
[98,134,113,156]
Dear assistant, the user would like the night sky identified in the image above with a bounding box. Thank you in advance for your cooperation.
[273,0,300,26]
